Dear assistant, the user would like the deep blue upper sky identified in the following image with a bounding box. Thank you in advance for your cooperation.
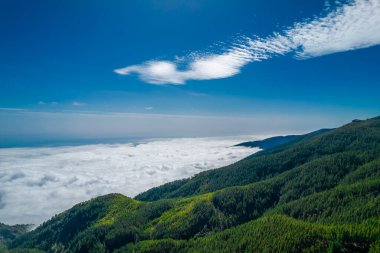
[0,0,379,143]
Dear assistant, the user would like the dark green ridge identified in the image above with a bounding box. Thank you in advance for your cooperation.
[135,117,379,201]
[234,128,331,149]
[0,224,31,245]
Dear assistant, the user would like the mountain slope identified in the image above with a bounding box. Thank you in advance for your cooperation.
[136,118,379,201]
[119,214,380,253]
[234,128,331,149]
[235,134,301,148]
[0,223,31,245]
[6,116,380,253]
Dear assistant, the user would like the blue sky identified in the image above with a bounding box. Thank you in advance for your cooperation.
[1,0,380,145]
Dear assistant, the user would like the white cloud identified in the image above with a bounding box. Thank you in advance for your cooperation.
[72,101,86,106]
[115,0,380,84]
[115,61,184,84]
[0,137,259,225]
[288,0,380,58]
[114,39,287,85]
[0,107,26,112]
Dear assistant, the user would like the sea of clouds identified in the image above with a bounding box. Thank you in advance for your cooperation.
[0,136,259,226]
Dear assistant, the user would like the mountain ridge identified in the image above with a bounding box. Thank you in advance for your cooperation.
[234,128,331,149]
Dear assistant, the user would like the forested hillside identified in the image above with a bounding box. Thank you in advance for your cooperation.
[135,119,376,201]
[0,224,30,245]
[3,117,380,253]
[233,128,330,149]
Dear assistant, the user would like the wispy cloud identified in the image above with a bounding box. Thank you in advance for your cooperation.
[0,107,27,112]
[114,36,290,85]
[115,0,380,85]
[72,101,86,106]
[38,101,59,106]
[288,0,380,58]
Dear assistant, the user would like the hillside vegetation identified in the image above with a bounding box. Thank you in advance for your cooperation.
[3,117,380,252]
[233,128,331,149]
[0,224,31,245]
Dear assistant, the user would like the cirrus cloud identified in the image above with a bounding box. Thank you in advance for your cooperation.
[115,0,380,84]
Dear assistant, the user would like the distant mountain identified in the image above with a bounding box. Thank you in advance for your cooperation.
[4,117,380,253]
[0,223,30,245]
[234,129,331,149]
[235,135,300,149]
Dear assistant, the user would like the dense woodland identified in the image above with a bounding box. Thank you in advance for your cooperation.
[0,224,31,245]
[1,117,380,252]
[232,130,332,149]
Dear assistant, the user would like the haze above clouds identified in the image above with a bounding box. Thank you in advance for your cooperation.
[1,109,357,148]
[0,137,259,225]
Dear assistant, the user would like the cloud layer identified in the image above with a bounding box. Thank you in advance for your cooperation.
[0,137,259,225]
[115,0,380,84]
